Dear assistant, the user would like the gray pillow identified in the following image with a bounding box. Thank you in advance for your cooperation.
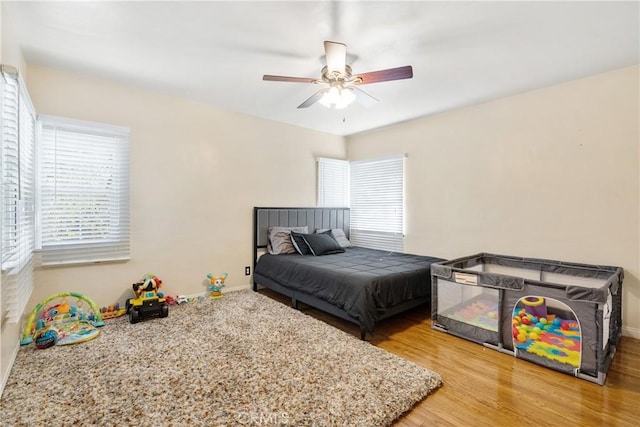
[268,226,308,255]
[316,228,352,248]
[302,231,345,256]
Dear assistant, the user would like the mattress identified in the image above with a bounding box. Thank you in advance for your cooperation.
[255,246,444,332]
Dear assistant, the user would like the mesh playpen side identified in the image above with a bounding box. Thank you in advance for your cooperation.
[431,253,623,385]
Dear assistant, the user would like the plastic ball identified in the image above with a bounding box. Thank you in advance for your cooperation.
[527,314,534,320]
[518,309,526,316]
[532,316,538,323]
[539,318,547,325]
[513,328,519,338]
[561,323,569,330]
[553,318,561,326]
[533,327,541,333]
[543,324,553,331]
[522,318,531,325]
[517,333,527,342]
[536,322,544,329]
[529,332,539,340]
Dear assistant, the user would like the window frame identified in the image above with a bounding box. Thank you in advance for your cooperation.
[1,67,37,323]
[317,154,405,252]
[36,115,130,267]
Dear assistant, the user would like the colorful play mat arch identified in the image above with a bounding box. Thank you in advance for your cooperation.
[21,292,105,347]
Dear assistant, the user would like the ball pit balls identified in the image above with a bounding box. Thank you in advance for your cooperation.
[522,318,531,325]
[553,318,561,326]
[513,328,519,338]
[561,323,569,331]
[529,332,539,340]
[539,318,548,325]
[532,316,538,324]
[533,327,541,333]
[536,322,544,329]
[517,333,527,342]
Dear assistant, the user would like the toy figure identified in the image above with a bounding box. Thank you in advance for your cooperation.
[207,272,228,299]
[132,273,162,298]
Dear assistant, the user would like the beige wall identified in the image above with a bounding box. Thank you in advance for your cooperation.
[24,64,345,312]
[347,66,640,338]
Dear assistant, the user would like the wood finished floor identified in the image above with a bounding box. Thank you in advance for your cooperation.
[259,289,640,427]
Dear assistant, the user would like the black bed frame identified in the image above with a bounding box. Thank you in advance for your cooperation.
[252,207,429,340]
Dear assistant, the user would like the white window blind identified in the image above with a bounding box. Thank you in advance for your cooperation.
[38,116,130,266]
[317,157,349,207]
[350,155,404,252]
[1,67,36,323]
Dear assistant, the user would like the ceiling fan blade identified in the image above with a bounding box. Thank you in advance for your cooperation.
[351,87,379,107]
[297,89,328,109]
[263,75,318,83]
[324,41,347,74]
[353,65,413,85]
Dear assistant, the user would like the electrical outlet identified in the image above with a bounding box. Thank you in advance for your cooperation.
[245,266,251,276]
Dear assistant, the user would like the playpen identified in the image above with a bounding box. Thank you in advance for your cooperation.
[431,253,623,385]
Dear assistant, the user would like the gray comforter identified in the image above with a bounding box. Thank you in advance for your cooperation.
[254,246,444,332]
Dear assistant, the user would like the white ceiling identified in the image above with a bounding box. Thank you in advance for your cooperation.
[4,1,639,136]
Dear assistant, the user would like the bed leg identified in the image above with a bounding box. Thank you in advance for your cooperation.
[360,326,367,341]
[291,298,298,309]
[252,282,258,292]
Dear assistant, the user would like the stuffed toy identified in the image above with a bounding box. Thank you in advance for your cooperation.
[132,273,162,298]
[206,272,228,299]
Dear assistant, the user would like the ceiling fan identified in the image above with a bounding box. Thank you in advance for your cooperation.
[263,41,413,109]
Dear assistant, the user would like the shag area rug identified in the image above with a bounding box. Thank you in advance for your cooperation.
[1,290,442,426]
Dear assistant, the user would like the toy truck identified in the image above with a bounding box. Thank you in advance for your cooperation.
[126,275,169,323]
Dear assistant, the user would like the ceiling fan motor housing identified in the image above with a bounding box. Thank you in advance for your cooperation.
[321,65,354,84]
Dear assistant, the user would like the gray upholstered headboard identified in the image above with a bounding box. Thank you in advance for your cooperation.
[253,207,350,249]
[253,206,350,273]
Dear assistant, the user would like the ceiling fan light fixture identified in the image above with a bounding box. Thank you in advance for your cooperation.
[263,41,413,109]
[319,85,355,109]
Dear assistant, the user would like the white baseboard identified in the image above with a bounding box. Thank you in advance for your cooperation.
[175,284,252,302]
[224,283,252,293]
[0,338,20,398]
[622,325,640,340]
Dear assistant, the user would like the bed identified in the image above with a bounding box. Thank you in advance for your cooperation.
[253,207,445,339]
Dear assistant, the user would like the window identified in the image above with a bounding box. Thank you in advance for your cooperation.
[1,67,36,323]
[317,155,405,252]
[38,116,130,266]
[317,157,349,207]
[350,155,404,252]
